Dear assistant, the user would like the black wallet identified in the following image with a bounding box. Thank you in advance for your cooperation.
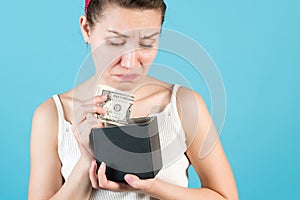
[89,116,162,182]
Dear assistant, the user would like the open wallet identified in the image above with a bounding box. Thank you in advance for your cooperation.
[89,116,162,183]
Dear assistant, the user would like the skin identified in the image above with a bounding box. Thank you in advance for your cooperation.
[28,4,238,200]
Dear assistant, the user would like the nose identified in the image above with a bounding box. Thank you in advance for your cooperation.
[120,50,140,69]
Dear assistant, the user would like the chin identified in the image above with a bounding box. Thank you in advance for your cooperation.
[109,81,138,92]
[109,75,144,92]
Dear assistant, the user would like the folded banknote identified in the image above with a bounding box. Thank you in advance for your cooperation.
[95,85,135,126]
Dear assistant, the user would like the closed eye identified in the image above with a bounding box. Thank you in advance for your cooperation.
[140,44,154,48]
[139,39,156,48]
[106,37,126,46]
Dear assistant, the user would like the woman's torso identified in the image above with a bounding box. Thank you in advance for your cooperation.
[53,78,190,199]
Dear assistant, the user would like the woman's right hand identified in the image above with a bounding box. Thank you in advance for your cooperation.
[71,95,107,161]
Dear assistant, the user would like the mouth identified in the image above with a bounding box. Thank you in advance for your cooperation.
[113,73,140,81]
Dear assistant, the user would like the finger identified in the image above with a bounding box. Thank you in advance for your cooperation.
[72,117,101,148]
[87,95,107,105]
[97,162,108,188]
[86,114,103,128]
[74,117,98,137]
[81,103,106,116]
[79,95,107,105]
[74,104,106,123]
[89,160,99,189]
[97,163,134,192]
[124,174,140,188]
[107,182,135,192]
[73,95,107,123]
[81,95,107,112]
[124,174,154,191]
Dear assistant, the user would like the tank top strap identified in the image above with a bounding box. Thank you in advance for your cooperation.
[52,95,65,121]
[52,94,65,144]
[169,84,184,129]
[171,84,181,106]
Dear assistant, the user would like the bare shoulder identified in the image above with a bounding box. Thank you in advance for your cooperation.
[32,87,74,130]
[176,86,207,118]
[31,97,59,148]
[175,86,210,146]
[33,97,57,123]
[176,86,204,102]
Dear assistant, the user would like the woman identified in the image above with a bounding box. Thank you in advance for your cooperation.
[28,0,238,199]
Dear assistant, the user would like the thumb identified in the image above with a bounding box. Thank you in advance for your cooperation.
[124,174,154,191]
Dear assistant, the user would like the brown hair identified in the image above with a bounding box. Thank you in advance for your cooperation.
[85,0,167,29]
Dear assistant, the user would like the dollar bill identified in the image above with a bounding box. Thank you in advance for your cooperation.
[95,85,135,126]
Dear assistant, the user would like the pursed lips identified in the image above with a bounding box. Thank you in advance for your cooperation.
[113,73,140,81]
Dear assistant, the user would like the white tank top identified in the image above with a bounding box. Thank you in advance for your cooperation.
[52,84,190,200]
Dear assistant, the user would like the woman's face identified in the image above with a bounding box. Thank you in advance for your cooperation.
[81,5,162,90]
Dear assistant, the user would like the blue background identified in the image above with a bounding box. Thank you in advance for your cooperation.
[0,0,299,199]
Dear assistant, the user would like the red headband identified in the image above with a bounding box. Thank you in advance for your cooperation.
[85,0,91,12]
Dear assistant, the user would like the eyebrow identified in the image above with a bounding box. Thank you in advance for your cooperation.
[107,29,159,39]
[107,30,129,38]
[140,32,160,39]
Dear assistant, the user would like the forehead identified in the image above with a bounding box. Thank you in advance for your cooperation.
[93,5,162,35]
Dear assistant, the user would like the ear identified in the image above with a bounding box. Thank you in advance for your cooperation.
[80,15,91,43]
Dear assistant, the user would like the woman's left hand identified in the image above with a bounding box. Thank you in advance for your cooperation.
[89,160,156,193]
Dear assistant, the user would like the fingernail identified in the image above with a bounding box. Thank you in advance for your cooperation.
[126,175,137,185]
[126,175,133,182]
[100,162,105,170]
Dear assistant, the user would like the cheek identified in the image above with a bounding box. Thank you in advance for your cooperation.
[89,32,106,51]
[140,50,158,75]
[140,49,158,64]
[90,40,105,51]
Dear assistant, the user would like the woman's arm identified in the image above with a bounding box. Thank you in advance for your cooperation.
[178,87,238,199]
[123,87,238,200]
[28,98,92,200]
